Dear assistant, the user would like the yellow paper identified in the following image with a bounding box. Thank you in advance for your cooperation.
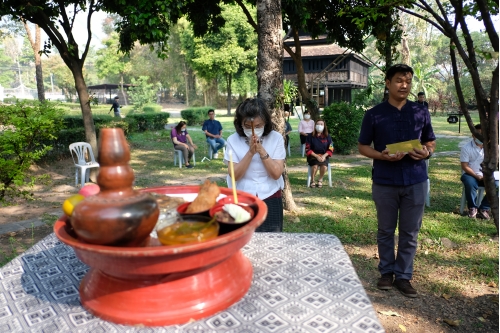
[386,139,422,155]
[229,150,238,204]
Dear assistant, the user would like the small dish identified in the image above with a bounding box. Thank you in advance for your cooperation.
[176,202,210,217]
[217,195,254,206]
[157,215,219,246]
[210,203,255,235]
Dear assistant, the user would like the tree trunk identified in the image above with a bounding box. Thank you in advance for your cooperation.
[226,73,232,115]
[23,22,45,102]
[256,0,297,212]
[183,62,189,106]
[70,63,98,181]
[283,28,319,120]
[120,74,128,105]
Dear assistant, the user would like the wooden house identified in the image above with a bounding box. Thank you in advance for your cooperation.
[283,34,371,106]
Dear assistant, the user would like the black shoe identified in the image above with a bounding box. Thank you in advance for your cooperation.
[468,207,477,218]
[394,279,417,298]
[377,274,394,290]
[186,164,194,169]
[477,209,490,220]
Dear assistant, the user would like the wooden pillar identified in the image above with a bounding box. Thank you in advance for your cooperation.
[324,85,328,107]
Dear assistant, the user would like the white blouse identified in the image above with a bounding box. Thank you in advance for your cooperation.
[224,131,286,200]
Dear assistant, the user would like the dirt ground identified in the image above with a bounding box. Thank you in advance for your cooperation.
[0,158,498,333]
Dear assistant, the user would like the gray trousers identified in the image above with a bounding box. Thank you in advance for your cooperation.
[372,181,427,280]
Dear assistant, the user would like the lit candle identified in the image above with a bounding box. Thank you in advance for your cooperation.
[229,150,238,204]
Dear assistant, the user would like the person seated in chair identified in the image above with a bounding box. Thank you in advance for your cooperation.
[460,124,496,219]
[305,119,334,188]
[171,121,197,168]
[298,110,314,147]
[202,109,226,159]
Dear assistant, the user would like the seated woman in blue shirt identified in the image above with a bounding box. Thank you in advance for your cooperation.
[305,119,334,188]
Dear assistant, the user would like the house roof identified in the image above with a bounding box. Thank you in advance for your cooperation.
[284,44,347,58]
[87,84,134,90]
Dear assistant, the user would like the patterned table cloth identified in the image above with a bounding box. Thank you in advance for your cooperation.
[0,233,384,333]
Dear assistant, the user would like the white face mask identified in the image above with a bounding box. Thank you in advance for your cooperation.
[304,114,311,120]
[316,125,324,132]
[244,127,265,138]
[181,128,186,132]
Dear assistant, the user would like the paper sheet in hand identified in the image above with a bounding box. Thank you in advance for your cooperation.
[386,139,422,155]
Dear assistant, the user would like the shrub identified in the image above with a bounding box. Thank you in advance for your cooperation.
[180,107,214,125]
[125,113,170,132]
[0,101,65,200]
[142,104,162,113]
[322,102,365,155]
[128,76,158,111]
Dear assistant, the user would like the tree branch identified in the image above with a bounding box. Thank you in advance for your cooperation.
[81,0,96,64]
[476,0,499,52]
[449,41,476,135]
[396,6,447,36]
[234,0,257,31]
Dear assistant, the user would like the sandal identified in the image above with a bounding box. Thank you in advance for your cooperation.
[317,181,323,188]
[310,181,316,188]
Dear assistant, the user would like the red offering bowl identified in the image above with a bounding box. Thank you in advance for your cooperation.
[217,194,255,206]
[210,203,255,235]
[54,185,267,327]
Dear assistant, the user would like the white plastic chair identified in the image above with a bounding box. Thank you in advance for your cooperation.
[287,141,291,157]
[459,186,485,214]
[207,143,226,159]
[307,163,332,187]
[174,149,196,168]
[301,144,306,157]
[69,142,100,187]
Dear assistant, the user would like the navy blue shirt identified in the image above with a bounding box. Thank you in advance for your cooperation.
[202,119,223,138]
[358,100,436,186]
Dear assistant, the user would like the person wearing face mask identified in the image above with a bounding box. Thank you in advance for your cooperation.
[305,120,334,188]
[224,98,286,232]
[460,124,496,219]
[171,121,197,168]
[298,110,314,146]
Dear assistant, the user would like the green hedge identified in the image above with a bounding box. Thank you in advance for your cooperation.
[322,102,365,155]
[180,107,214,125]
[126,113,169,132]
[142,104,162,113]
[41,113,168,160]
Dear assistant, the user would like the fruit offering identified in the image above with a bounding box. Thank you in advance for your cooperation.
[157,220,219,246]
[62,194,85,217]
[78,184,100,197]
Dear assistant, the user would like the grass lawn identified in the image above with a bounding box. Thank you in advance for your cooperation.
[128,112,497,291]
[0,110,496,332]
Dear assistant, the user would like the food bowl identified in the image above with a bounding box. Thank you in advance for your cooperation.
[217,194,255,206]
[210,203,255,235]
[176,201,210,217]
[157,215,219,245]
[54,185,267,327]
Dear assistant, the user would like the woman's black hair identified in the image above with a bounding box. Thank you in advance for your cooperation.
[234,98,273,137]
[175,121,187,132]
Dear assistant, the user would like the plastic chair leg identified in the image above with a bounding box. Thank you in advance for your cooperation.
[425,179,430,207]
[306,166,312,187]
[328,164,332,187]
[301,144,305,157]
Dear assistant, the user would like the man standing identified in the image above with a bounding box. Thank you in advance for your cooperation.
[109,96,121,118]
[202,109,226,159]
[416,92,429,109]
[460,124,494,219]
[358,64,436,298]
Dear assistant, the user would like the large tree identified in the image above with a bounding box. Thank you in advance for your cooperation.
[0,0,187,158]
[400,0,499,236]
[22,22,45,102]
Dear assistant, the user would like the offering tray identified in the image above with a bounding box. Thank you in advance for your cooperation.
[54,185,267,327]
